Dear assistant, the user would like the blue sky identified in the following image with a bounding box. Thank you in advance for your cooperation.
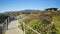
[0,0,60,13]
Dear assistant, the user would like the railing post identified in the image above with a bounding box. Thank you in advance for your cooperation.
[5,19,7,30]
[19,18,40,34]
[23,22,25,34]
[7,17,9,30]
[22,22,40,34]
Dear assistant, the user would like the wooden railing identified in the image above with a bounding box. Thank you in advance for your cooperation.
[0,17,9,34]
[19,19,40,34]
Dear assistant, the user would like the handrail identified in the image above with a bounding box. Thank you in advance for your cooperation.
[22,22,40,34]
[0,18,8,26]
[19,19,40,34]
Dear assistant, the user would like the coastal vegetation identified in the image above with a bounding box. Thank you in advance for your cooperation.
[18,10,60,34]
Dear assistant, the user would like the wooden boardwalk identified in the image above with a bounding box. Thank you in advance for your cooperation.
[5,20,23,34]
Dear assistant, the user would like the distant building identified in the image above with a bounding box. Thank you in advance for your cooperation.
[45,8,58,11]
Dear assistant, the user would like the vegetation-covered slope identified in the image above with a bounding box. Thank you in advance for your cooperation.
[18,10,60,34]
